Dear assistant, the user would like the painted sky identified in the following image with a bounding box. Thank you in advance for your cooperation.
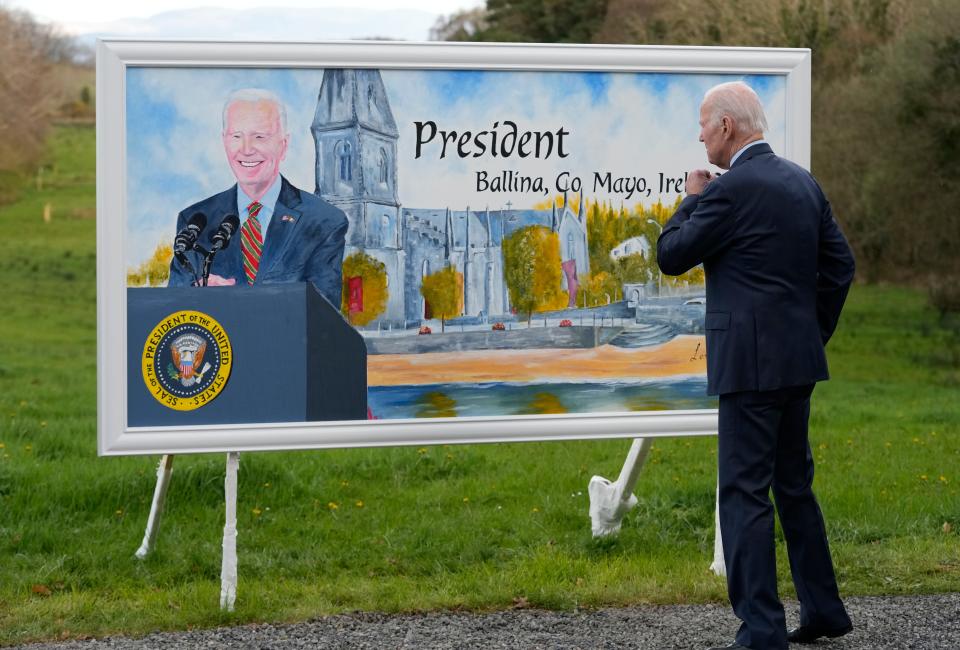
[126,67,786,267]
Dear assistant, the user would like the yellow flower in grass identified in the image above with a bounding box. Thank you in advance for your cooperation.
[327,501,339,510]
[252,507,262,516]
[355,500,364,508]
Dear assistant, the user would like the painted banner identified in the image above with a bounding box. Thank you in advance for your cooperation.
[99,42,812,453]
[123,61,787,423]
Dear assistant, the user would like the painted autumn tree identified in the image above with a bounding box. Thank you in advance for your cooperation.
[502,225,566,325]
[128,243,172,286]
[341,252,388,326]
[419,265,463,332]
[577,270,620,307]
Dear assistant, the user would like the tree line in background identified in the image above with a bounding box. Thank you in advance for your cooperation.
[0,7,93,185]
[434,0,960,313]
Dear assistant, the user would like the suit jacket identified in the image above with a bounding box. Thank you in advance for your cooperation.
[168,176,349,308]
[656,143,855,396]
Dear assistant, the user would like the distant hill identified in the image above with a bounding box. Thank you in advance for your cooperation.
[67,6,442,44]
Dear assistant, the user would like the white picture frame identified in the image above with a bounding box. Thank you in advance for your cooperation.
[97,38,811,456]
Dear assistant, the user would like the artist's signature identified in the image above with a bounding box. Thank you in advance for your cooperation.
[690,342,707,362]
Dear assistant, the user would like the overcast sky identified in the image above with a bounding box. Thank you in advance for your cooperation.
[17,0,483,39]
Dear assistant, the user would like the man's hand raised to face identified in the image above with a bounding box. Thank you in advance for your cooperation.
[685,169,715,196]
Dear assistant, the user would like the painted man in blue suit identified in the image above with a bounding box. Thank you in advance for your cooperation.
[168,88,348,308]
[657,82,855,650]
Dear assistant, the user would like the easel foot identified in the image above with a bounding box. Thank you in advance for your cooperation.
[588,475,639,537]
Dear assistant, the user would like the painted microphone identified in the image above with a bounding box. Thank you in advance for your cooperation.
[200,213,240,285]
[173,211,207,254]
[173,211,207,282]
[208,213,240,255]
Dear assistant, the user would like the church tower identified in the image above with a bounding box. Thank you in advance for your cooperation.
[313,69,405,319]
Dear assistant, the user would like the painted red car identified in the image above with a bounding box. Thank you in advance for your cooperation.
[492,322,506,331]
[418,325,432,335]
[559,319,573,327]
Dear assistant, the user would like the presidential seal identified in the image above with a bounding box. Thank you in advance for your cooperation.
[141,310,232,411]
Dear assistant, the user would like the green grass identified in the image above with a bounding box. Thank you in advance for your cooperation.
[0,125,958,645]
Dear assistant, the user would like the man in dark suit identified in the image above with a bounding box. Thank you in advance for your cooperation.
[657,81,855,650]
[168,88,348,308]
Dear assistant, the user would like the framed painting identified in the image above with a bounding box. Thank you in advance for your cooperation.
[97,39,810,455]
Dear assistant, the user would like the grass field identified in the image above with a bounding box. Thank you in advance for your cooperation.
[0,125,957,645]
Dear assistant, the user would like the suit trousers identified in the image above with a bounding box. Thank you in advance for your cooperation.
[718,384,851,650]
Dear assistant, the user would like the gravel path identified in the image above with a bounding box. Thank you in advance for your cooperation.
[13,593,960,649]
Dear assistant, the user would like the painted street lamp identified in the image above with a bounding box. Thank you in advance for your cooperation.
[647,219,663,297]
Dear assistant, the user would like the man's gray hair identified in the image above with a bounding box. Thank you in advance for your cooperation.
[703,81,768,134]
[222,88,288,134]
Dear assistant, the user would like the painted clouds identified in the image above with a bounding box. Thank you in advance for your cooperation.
[125,66,785,267]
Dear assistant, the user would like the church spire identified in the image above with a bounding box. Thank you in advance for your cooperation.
[551,201,558,231]
[484,206,492,247]
[464,206,471,316]
[444,207,453,261]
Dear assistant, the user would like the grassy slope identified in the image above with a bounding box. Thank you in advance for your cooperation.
[0,126,957,644]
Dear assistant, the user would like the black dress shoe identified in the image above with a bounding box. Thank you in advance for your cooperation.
[787,623,853,643]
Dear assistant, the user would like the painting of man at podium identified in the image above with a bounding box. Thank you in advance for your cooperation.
[124,66,786,424]
[165,88,348,309]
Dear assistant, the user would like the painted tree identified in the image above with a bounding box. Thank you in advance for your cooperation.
[666,264,706,290]
[613,252,652,286]
[127,242,172,287]
[419,265,463,332]
[341,252,388,326]
[577,270,620,307]
[502,225,567,326]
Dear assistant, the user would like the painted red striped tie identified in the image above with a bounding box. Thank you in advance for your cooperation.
[240,201,263,284]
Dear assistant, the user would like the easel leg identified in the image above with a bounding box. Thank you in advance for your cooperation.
[710,478,726,576]
[135,455,174,559]
[220,451,240,611]
[588,437,653,537]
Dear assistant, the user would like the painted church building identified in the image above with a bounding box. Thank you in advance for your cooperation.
[311,69,588,324]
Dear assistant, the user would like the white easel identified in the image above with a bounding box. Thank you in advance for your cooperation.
[135,452,242,611]
[135,436,724,613]
[588,437,726,576]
